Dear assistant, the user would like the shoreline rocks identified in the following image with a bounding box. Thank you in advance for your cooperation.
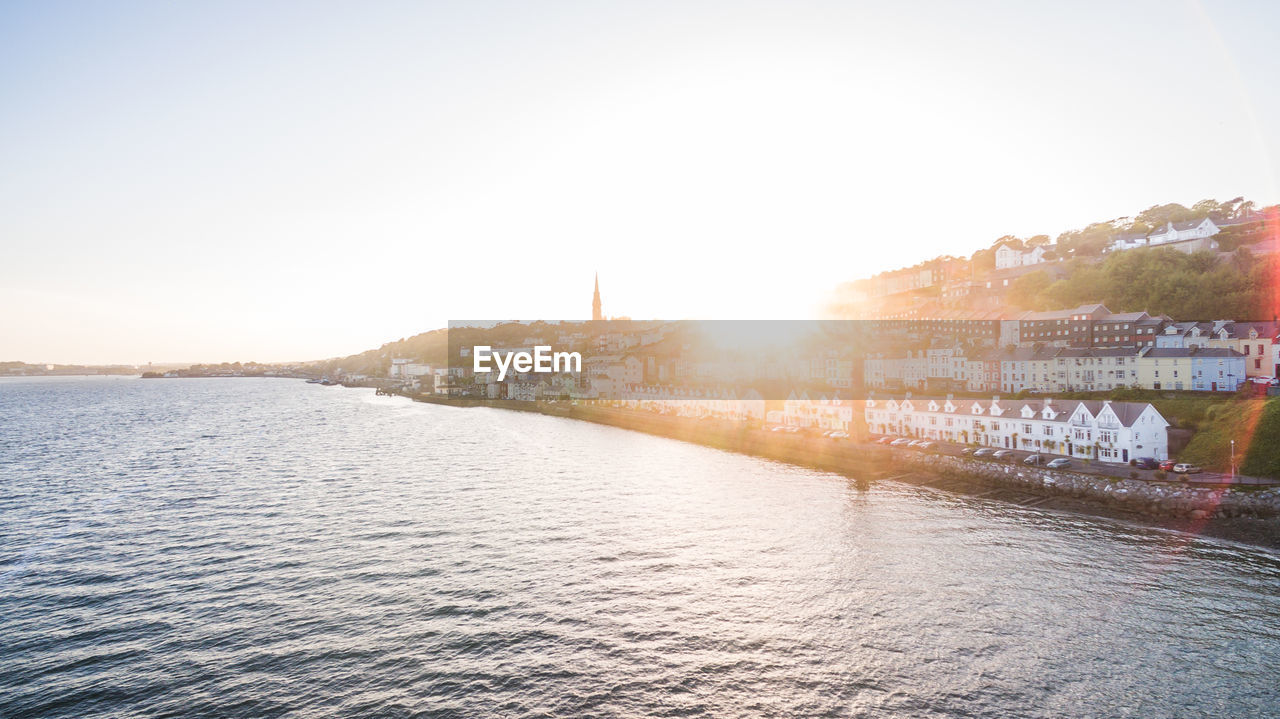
[896,451,1280,521]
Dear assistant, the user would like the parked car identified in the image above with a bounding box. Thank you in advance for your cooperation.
[1022,454,1044,465]
[1133,457,1159,470]
[829,431,849,439]
[1158,459,1177,472]
[1173,463,1203,474]
[908,439,926,447]
[890,438,912,447]
[916,441,935,450]
[961,447,974,455]
[1046,458,1071,469]
[875,436,894,444]
[973,448,995,457]
[992,450,1015,460]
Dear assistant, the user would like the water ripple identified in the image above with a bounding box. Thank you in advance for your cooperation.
[2,376,1279,717]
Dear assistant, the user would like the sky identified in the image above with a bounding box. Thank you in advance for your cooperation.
[2,0,1278,365]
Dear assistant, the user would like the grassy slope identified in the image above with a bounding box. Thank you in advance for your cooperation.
[1177,398,1280,474]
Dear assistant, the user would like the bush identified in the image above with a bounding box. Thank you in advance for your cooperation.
[1129,471,1139,480]
[1153,470,1168,481]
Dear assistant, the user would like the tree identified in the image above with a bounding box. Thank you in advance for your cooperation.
[1008,270,1053,309]
[1192,198,1221,220]
[991,234,1024,250]
[971,247,996,273]
[1137,203,1194,227]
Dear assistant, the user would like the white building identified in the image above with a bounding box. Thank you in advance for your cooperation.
[1147,218,1218,245]
[994,243,1048,270]
[776,392,855,431]
[1109,218,1219,253]
[864,395,1170,462]
[616,385,765,422]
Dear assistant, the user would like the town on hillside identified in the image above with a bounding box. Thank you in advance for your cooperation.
[340,260,1280,479]
[827,198,1277,322]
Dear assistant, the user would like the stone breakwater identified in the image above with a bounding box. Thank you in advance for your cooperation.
[898,451,1280,521]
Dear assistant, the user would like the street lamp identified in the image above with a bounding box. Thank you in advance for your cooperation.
[1231,439,1236,479]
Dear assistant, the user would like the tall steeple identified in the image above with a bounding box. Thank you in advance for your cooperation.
[592,272,603,321]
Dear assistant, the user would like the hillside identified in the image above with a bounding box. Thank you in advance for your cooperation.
[828,197,1278,319]
[1007,245,1275,319]
[305,328,450,377]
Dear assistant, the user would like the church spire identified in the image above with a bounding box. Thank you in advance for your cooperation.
[592,272,603,321]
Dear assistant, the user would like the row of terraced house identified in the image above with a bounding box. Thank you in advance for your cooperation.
[864,395,1171,462]
[866,316,1280,394]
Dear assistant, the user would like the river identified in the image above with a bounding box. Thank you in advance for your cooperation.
[1,376,1278,717]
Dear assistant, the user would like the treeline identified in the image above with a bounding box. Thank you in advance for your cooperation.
[307,328,450,377]
[1007,246,1275,320]
[966,197,1274,272]
[305,321,581,377]
[1052,197,1271,258]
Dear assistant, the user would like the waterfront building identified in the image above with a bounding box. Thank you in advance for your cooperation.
[864,343,1245,394]
[1189,349,1248,391]
[1155,321,1226,349]
[1203,321,1280,380]
[864,395,1170,462]
[616,384,765,422]
[1045,347,1136,392]
[778,392,855,432]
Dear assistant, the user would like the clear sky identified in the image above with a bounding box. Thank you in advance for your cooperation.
[2,0,1277,364]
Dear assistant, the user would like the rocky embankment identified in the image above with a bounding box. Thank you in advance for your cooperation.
[896,451,1280,521]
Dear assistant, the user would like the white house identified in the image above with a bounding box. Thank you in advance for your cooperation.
[1110,218,1219,253]
[778,392,855,431]
[614,384,765,422]
[864,395,1170,462]
[994,243,1049,270]
[1147,218,1218,245]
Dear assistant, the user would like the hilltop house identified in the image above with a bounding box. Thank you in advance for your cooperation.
[1109,218,1220,253]
[994,242,1049,270]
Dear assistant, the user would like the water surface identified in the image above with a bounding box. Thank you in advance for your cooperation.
[1,377,1277,717]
